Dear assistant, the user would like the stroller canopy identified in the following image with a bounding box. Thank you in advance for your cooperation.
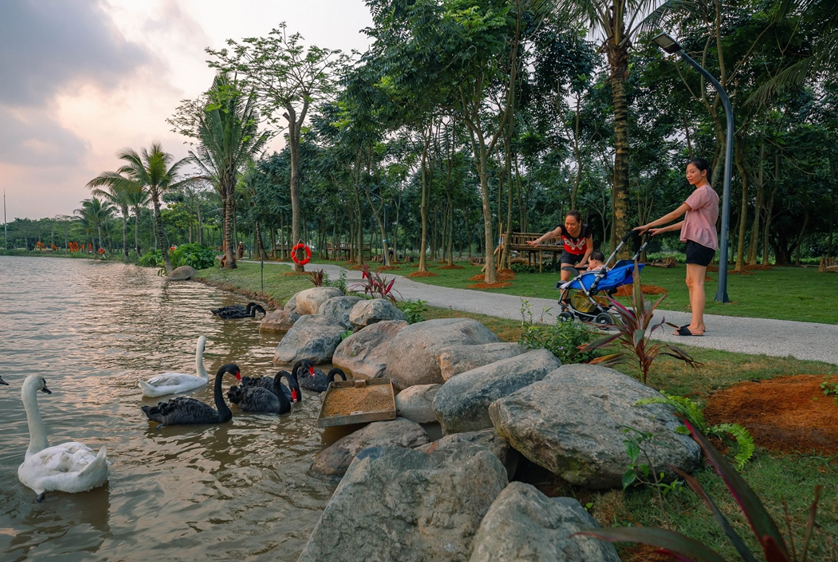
[563,260,644,293]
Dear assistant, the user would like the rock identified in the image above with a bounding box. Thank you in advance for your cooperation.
[433,349,562,434]
[395,384,440,424]
[310,418,430,478]
[167,265,196,280]
[295,287,343,315]
[332,320,409,379]
[489,364,702,489]
[258,308,299,334]
[318,295,363,329]
[385,318,500,389]
[283,294,298,314]
[272,314,345,365]
[417,428,519,481]
[437,342,528,381]
[298,444,508,562]
[349,298,406,330]
[469,482,620,562]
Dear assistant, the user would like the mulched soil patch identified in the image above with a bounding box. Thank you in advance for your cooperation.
[704,375,838,455]
[407,271,438,278]
[745,263,772,270]
[468,270,516,282]
[375,266,400,271]
[612,284,668,296]
[467,282,513,289]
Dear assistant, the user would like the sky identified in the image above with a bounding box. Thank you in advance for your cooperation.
[0,0,374,221]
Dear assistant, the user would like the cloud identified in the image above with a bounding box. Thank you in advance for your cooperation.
[0,0,155,107]
[0,106,89,167]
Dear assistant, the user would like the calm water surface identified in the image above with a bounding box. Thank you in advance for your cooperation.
[0,256,346,561]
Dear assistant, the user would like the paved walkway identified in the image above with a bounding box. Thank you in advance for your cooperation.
[257,261,838,366]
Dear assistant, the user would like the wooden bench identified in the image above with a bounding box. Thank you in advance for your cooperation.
[325,242,371,260]
[502,232,563,272]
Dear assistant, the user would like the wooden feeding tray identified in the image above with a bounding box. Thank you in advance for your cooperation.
[317,378,397,427]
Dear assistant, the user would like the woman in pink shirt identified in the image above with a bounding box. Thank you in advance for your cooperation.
[635,158,719,336]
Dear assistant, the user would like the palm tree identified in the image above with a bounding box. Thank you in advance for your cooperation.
[87,178,142,262]
[555,0,663,253]
[74,197,115,253]
[88,143,190,273]
[188,73,271,269]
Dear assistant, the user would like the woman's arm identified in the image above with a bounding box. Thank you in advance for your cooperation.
[527,226,563,246]
[636,203,691,232]
[577,236,594,265]
[649,220,684,236]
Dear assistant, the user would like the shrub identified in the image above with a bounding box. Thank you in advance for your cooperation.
[397,300,427,324]
[137,249,163,267]
[170,244,215,270]
[519,319,600,364]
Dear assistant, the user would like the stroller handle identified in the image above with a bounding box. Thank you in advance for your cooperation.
[622,229,639,243]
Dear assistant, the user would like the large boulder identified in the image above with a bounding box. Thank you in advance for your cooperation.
[349,298,406,330]
[318,295,363,329]
[469,482,620,562]
[395,384,440,424]
[433,349,562,434]
[385,318,500,389]
[417,428,519,481]
[167,265,196,280]
[437,342,528,381]
[295,287,343,315]
[309,418,429,478]
[272,314,345,365]
[298,444,508,562]
[489,364,702,489]
[332,320,409,379]
[258,308,299,334]
[283,294,299,314]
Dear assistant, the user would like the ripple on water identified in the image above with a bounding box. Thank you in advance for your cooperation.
[0,256,336,561]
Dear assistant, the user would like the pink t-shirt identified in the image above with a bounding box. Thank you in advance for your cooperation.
[681,185,719,250]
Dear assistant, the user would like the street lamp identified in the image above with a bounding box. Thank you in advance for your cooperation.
[653,33,732,303]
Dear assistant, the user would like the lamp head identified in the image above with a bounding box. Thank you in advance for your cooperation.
[653,33,682,54]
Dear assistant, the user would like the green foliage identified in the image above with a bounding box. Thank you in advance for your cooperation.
[397,299,428,324]
[576,422,823,562]
[510,262,539,273]
[635,392,755,469]
[307,268,326,287]
[818,376,838,400]
[340,329,353,341]
[578,264,702,385]
[137,249,163,267]
[518,298,599,364]
[621,426,685,499]
[170,244,215,270]
[323,270,348,294]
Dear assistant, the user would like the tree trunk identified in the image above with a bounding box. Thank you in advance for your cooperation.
[608,44,630,257]
[153,192,174,273]
[747,139,765,264]
[418,130,431,273]
[288,116,304,272]
[121,207,129,262]
[734,137,748,272]
[222,185,235,270]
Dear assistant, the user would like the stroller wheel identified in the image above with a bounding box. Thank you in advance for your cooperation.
[594,312,614,327]
[559,311,574,323]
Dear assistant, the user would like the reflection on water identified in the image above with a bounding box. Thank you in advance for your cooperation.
[0,256,336,561]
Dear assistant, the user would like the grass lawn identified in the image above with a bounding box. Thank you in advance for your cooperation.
[190,262,838,559]
[331,259,837,325]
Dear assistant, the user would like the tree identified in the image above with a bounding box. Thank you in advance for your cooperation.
[87,176,143,261]
[88,143,190,273]
[207,24,350,272]
[170,73,272,269]
[74,197,114,253]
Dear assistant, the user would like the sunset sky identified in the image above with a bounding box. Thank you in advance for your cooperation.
[0,0,373,220]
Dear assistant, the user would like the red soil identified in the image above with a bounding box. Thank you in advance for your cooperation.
[704,375,838,454]
[407,271,438,278]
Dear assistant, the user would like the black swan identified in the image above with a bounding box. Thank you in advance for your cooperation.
[210,302,266,319]
[293,359,347,393]
[141,363,241,427]
[0,375,7,385]
[227,371,298,414]
[240,370,302,403]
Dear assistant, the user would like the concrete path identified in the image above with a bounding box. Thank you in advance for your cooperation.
[258,261,838,366]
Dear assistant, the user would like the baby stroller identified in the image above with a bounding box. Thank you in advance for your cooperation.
[555,231,651,326]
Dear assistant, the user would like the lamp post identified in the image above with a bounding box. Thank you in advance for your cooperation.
[653,33,731,303]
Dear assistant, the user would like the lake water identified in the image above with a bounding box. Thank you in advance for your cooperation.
[0,256,345,561]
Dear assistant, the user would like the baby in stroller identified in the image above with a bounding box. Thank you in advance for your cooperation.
[555,232,650,326]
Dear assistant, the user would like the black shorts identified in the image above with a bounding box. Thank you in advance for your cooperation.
[560,250,585,265]
[685,240,715,267]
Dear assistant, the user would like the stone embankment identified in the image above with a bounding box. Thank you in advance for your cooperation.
[262,287,700,561]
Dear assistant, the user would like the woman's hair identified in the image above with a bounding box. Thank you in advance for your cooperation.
[687,158,711,181]
[565,210,582,223]
[590,250,605,262]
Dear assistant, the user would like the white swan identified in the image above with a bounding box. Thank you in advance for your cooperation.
[138,336,209,397]
[18,375,109,502]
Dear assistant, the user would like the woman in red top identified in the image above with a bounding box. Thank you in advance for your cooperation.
[527,210,594,282]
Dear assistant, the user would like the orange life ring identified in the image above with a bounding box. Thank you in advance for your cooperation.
[98,248,105,255]
[291,243,311,266]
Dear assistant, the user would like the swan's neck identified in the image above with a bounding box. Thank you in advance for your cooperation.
[196,341,208,379]
[275,374,290,408]
[22,383,49,458]
[214,371,232,422]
